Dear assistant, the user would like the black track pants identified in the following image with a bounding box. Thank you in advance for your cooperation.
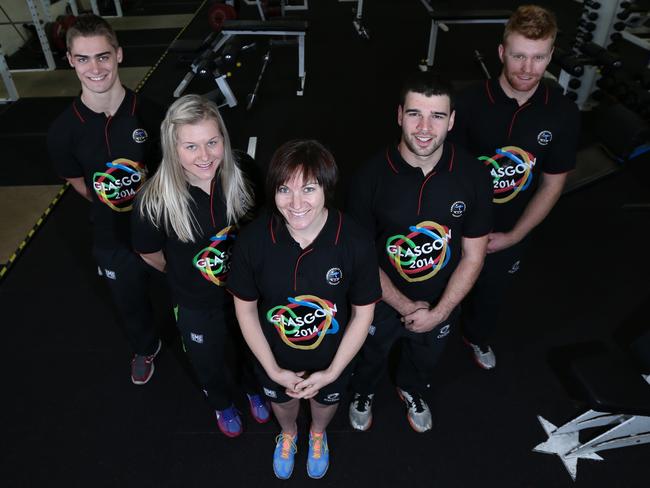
[461,242,525,346]
[176,305,258,411]
[351,301,457,396]
[93,246,159,355]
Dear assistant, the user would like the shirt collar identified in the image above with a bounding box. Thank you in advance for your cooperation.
[386,142,456,175]
[486,77,549,106]
[269,208,342,248]
[73,87,135,122]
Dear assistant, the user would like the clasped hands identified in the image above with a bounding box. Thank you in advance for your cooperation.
[272,368,335,400]
[400,300,447,333]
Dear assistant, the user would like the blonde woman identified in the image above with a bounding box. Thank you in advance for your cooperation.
[132,94,269,436]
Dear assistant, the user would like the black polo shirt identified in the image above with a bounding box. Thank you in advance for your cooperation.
[47,88,164,249]
[227,209,381,371]
[346,142,493,304]
[449,78,580,232]
[132,177,237,311]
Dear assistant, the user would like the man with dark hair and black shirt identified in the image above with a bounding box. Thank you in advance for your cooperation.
[449,5,580,370]
[346,73,493,433]
[47,14,164,385]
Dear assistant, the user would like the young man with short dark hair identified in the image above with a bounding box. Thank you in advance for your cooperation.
[346,72,493,432]
[48,14,164,384]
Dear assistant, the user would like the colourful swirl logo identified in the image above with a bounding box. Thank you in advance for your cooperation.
[385,221,451,282]
[192,226,237,286]
[479,146,536,204]
[266,295,339,350]
[92,158,146,212]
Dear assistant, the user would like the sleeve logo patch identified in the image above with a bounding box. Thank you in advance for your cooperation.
[450,201,466,218]
[132,128,148,143]
[326,267,343,285]
[537,130,552,145]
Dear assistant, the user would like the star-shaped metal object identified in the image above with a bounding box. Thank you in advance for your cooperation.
[533,415,603,481]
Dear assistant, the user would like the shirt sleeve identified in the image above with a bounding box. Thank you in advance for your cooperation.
[137,94,165,176]
[542,98,581,174]
[235,149,265,217]
[344,162,377,237]
[346,222,382,306]
[226,227,260,301]
[447,88,472,150]
[131,198,165,254]
[462,159,494,238]
[47,116,83,179]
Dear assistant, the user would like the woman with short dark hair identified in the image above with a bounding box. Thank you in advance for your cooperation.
[228,139,381,479]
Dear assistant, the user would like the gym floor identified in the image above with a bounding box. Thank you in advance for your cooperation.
[1,1,649,486]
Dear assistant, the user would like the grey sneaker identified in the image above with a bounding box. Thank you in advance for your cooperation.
[348,393,374,431]
[396,388,432,433]
[131,339,162,385]
[463,338,496,370]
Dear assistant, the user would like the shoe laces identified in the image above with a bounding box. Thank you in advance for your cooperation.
[354,394,371,412]
[309,432,326,459]
[405,392,426,413]
[219,406,239,422]
[248,394,265,409]
[275,433,297,460]
[478,344,491,355]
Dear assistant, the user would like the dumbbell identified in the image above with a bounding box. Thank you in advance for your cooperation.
[578,41,623,69]
[552,47,584,76]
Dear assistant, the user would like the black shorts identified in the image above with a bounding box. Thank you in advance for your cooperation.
[254,360,353,405]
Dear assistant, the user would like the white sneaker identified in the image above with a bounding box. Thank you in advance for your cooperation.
[463,338,496,370]
[396,388,432,433]
[348,393,374,431]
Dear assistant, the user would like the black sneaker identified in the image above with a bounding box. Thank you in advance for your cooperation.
[131,340,161,385]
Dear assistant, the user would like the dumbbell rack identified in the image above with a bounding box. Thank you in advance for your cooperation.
[564,0,632,110]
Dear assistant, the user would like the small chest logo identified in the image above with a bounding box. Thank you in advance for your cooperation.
[326,267,342,285]
[133,128,148,143]
[450,201,466,218]
[537,130,552,146]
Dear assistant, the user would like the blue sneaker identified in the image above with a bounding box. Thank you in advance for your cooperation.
[215,405,243,438]
[273,432,297,479]
[307,430,329,479]
[247,393,271,424]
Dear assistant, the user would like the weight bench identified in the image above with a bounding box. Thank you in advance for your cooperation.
[420,9,512,71]
[533,344,650,481]
[170,32,238,107]
[221,19,308,95]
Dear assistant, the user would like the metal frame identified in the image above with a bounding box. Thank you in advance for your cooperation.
[0,47,19,103]
[220,26,307,95]
[421,15,509,71]
[243,0,308,21]
[11,0,56,72]
[534,410,650,481]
